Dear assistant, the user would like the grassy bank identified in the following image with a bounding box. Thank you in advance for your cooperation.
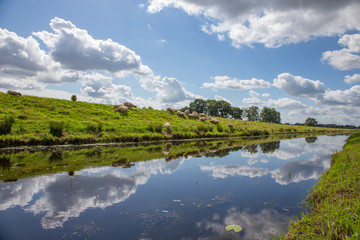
[0,92,354,147]
[283,131,360,239]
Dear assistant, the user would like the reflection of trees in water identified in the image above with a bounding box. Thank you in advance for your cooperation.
[259,141,280,153]
[49,151,63,162]
[243,144,258,154]
[305,136,318,143]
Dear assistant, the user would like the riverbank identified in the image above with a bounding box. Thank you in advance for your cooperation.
[0,93,355,148]
[282,131,360,239]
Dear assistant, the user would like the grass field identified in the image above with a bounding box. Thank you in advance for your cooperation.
[282,131,360,239]
[0,92,355,147]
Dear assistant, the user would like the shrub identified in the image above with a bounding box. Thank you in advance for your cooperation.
[50,121,64,137]
[0,116,15,135]
[147,123,163,133]
[86,122,103,133]
[217,124,224,133]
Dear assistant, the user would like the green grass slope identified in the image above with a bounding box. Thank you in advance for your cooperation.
[0,92,354,147]
[282,131,360,239]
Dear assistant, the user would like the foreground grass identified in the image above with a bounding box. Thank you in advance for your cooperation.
[282,131,360,239]
[0,92,354,147]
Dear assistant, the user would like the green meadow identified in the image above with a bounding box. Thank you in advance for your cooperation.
[0,92,355,147]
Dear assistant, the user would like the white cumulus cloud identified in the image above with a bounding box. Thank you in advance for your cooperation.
[203,75,271,90]
[273,73,325,98]
[322,34,360,70]
[345,73,360,84]
[147,0,360,48]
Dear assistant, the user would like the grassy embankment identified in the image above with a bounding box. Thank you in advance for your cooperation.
[283,131,360,239]
[0,92,354,147]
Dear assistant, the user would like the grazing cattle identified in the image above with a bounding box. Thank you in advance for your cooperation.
[7,90,21,96]
[115,105,128,115]
[164,122,172,133]
[124,102,137,108]
[177,111,185,119]
[188,111,199,119]
[114,104,125,109]
[209,118,220,124]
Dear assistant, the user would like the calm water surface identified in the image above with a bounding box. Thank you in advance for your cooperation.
[0,135,348,239]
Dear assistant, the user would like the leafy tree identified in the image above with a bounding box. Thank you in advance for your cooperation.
[205,100,219,116]
[245,106,260,122]
[231,107,243,119]
[189,99,207,113]
[216,100,232,118]
[304,117,318,126]
[260,107,281,123]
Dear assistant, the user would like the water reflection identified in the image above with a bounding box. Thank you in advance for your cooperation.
[0,157,184,229]
[0,135,349,239]
[195,208,293,240]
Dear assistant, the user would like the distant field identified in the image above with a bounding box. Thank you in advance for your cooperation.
[0,92,355,147]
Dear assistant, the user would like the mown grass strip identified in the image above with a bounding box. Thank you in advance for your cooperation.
[282,131,360,239]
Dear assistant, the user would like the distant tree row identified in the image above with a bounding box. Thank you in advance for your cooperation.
[181,99,281,123]
[295,118,358,129]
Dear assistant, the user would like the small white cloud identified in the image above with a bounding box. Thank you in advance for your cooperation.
[267,98,307,110]
[138,3,145,9]
[262,93,270,98]
[160,39,167,43]
[345,73,360,84]
[322,34,360,70]
[242,97,263,105]
[318,85,360,106]
[273,73,325,98]
[203,76,271,90]
[214,95,233,105]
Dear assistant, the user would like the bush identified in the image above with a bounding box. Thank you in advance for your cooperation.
[217,124,224,133]
[0,116,15,135]
[50,121,64,137]
[86,122,103,133]
[147,123,163,133]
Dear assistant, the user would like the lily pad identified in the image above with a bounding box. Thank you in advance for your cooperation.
[225,224,242,232]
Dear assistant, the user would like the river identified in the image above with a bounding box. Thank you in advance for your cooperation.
[0,134,348,239]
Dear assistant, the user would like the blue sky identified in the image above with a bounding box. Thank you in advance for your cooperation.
[1,0,359,125]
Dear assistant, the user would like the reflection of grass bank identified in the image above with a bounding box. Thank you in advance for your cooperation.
[282,131,360,239]
[0,93,355,148]
[0,134,319,181]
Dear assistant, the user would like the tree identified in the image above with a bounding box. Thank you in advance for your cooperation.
[216,100,232,118]
[189,99,207,113]
[205,100,219,116]
[231,107,243,119]
[304,117,318,126]
[260,107,281,123]
[245,106,260,122]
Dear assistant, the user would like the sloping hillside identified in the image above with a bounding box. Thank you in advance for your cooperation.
[0,92,352,147]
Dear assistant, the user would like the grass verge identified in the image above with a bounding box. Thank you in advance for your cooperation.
[282,131,360,239]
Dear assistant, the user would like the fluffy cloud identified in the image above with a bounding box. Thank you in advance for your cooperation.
[81,73,134,104]
[273,73,325,98]
[0,17,198,106]
[267,98,306,110]
[147,0,360,48]
[33,17,143,74]
[140,76,199,104]
[203,76,271,90]
[201,164,269,179]
[345,74,360,84]
[322,34,360,70]
[318,85,360,106]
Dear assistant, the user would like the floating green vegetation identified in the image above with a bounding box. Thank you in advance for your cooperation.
[225,224,242,233]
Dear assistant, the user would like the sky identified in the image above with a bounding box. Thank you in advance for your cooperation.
[0,0,359,126]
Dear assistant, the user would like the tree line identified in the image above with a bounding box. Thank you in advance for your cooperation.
[181,99,281,123]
